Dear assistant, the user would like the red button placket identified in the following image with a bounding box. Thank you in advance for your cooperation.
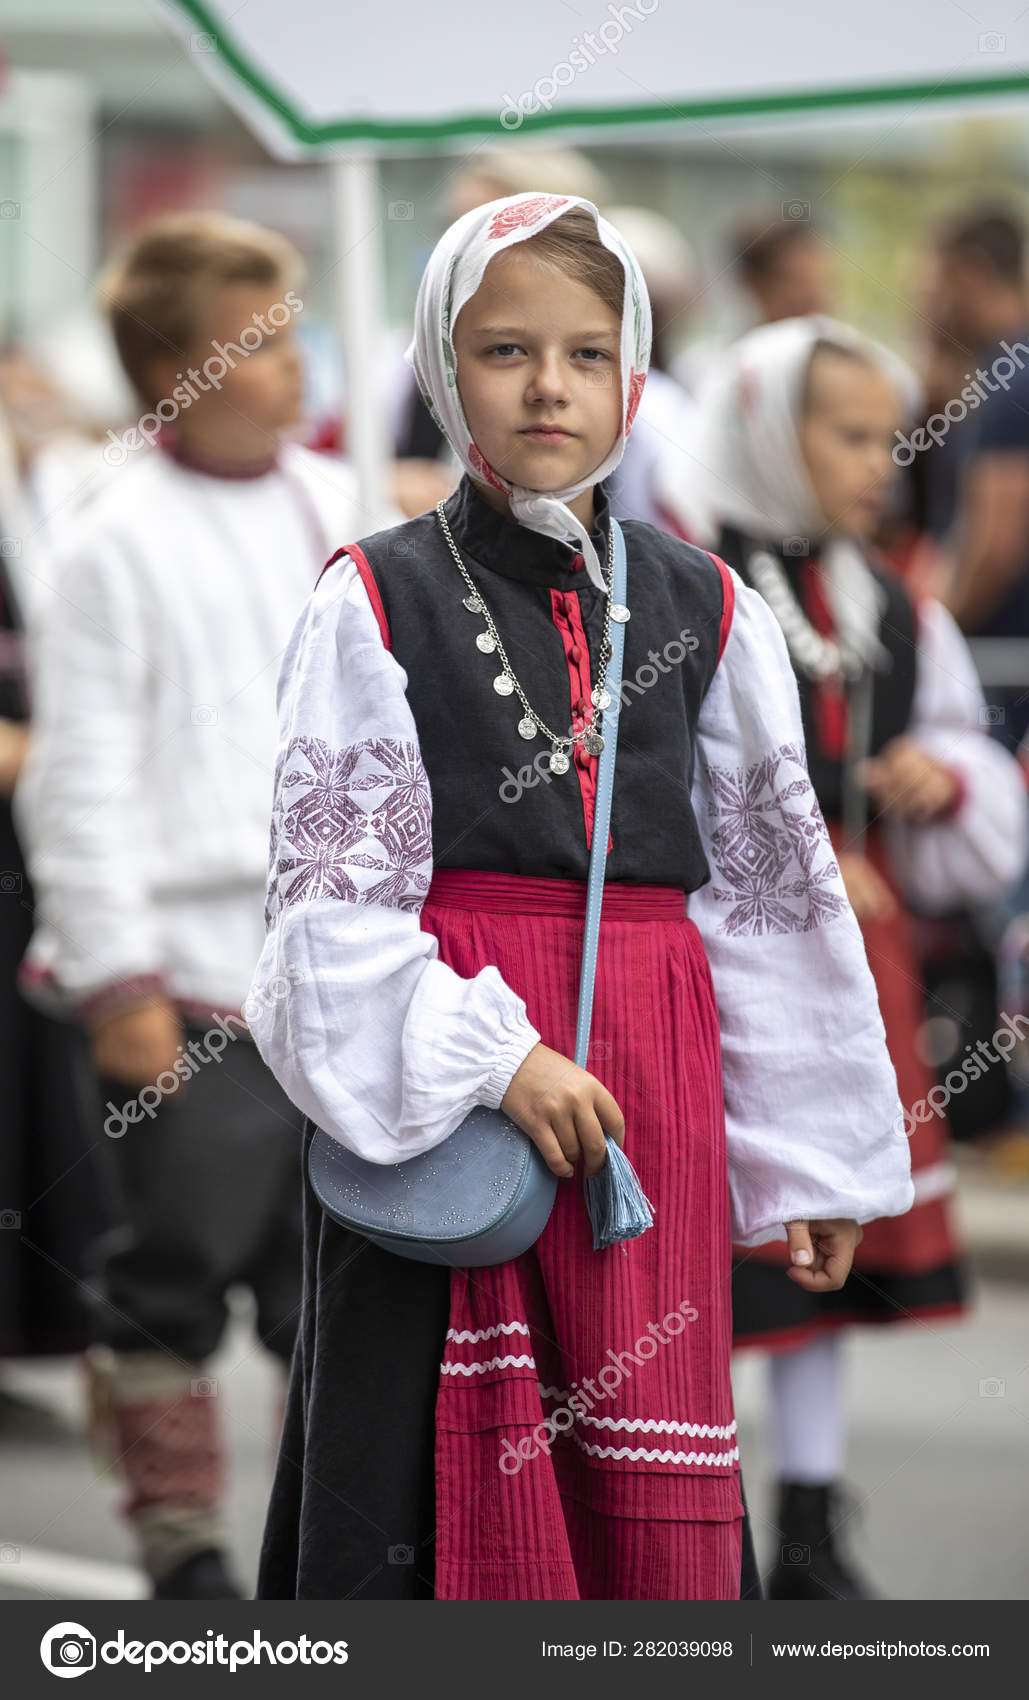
[549,588,614,853]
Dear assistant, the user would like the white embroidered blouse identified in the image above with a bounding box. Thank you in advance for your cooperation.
[249,553,920,1247]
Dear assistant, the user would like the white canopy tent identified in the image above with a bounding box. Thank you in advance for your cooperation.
[155,0,1029,511]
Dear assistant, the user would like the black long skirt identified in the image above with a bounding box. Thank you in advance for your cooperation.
[257,1121,762,1600]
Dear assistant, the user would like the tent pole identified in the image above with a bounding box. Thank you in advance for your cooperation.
[330,151,389,519]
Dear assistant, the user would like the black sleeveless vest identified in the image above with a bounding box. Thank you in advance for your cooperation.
[717,525,919,821]
[336,474,728,888]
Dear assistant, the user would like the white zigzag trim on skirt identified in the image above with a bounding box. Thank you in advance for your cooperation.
[580,1415,738,1440]
[440,1355,536,1376]
[446,1322,530,1344]
[572,1433,740,1466]
[535,1387,736,1442]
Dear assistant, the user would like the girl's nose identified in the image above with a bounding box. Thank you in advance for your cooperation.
[526,352,568,404]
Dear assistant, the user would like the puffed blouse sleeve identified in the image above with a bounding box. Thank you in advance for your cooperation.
[688,568,915,1247]
[878,598,1028,910]
[245,556,542,1162]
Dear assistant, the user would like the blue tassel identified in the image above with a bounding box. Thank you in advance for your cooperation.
[584,1138,654,1252]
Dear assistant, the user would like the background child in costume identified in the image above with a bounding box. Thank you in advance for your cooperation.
[13,211,398,1599]
[671,313,1027,1599]
[248,193,914,1602]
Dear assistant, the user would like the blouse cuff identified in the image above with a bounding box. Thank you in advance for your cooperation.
[479,1013,542,1111]
[75,972,171,1032]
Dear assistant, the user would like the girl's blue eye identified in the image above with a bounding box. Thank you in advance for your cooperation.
[577,348,609,362]
[490,344,522,357]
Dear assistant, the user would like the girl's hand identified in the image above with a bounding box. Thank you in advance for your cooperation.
[500,1042,625,1179]
[784,1218,863,1292]
[857,736,961,823]
[836,849,897,924]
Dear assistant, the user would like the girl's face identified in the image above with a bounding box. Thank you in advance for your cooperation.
[799,349,901,540]
[452,246,623,501]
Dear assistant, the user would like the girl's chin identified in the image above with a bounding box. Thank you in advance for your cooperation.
[506,445,590,489]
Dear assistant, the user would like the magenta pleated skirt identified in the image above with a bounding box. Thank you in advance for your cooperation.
[420,868,743,1601]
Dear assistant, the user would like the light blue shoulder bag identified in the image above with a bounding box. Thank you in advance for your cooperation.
[307,517,652,1264]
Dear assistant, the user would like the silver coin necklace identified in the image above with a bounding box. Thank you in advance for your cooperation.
[435,500,630,775]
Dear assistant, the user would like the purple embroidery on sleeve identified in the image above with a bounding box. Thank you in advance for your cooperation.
[265,736,432,926]
[703,741,848,936]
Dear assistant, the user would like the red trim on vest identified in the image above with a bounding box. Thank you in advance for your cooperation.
[318,543,393,652]
[707,552,736,668]
[549,589,613,855]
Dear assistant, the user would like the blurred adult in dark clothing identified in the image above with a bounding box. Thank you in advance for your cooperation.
[922,206,1029,749]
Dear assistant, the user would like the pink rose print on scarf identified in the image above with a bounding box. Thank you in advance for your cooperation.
[625,367,646,435]
[468,442,508,491]
[487,195,570,240]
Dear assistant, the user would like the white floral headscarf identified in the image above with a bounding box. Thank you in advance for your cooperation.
[404,191,652,592]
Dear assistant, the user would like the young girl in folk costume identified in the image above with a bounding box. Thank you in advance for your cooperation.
[669,316,1027,1599]
[248,196,913,1603]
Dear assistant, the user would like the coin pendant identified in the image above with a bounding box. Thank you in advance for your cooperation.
[610,603,631,623]
[475,630,496,653]
[583,730,605,756]
[462,594,483,613]
[517,716,537,740]
[591,686,611,709]
[493,673,514,696]
[548,748,570,775]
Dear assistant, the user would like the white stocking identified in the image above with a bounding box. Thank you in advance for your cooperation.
[767,1331,845,1483]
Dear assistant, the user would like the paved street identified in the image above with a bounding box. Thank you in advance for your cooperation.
[1,1165,1027,1602]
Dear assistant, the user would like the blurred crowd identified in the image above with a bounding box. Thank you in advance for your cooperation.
[1,145,1028,1600]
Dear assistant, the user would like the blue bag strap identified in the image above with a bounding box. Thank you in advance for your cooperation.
[573,516,626,1069]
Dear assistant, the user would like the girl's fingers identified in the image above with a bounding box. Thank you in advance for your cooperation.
[786,1229,856,1291]
[549,1108,583,1169]
[786,1263,841,1291]
[574,1104,610,1178]
[784,1220,815,1269]
[526,1124,575,1179]
[593,1082,626,1147]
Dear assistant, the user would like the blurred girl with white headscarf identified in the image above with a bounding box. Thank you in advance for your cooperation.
[668,314,1026,1598]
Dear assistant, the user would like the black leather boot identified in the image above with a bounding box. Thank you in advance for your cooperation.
[766,1480,876,1601]
[153,1547,244,1599]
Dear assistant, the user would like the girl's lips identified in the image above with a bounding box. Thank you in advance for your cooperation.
[521,427,572,442]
